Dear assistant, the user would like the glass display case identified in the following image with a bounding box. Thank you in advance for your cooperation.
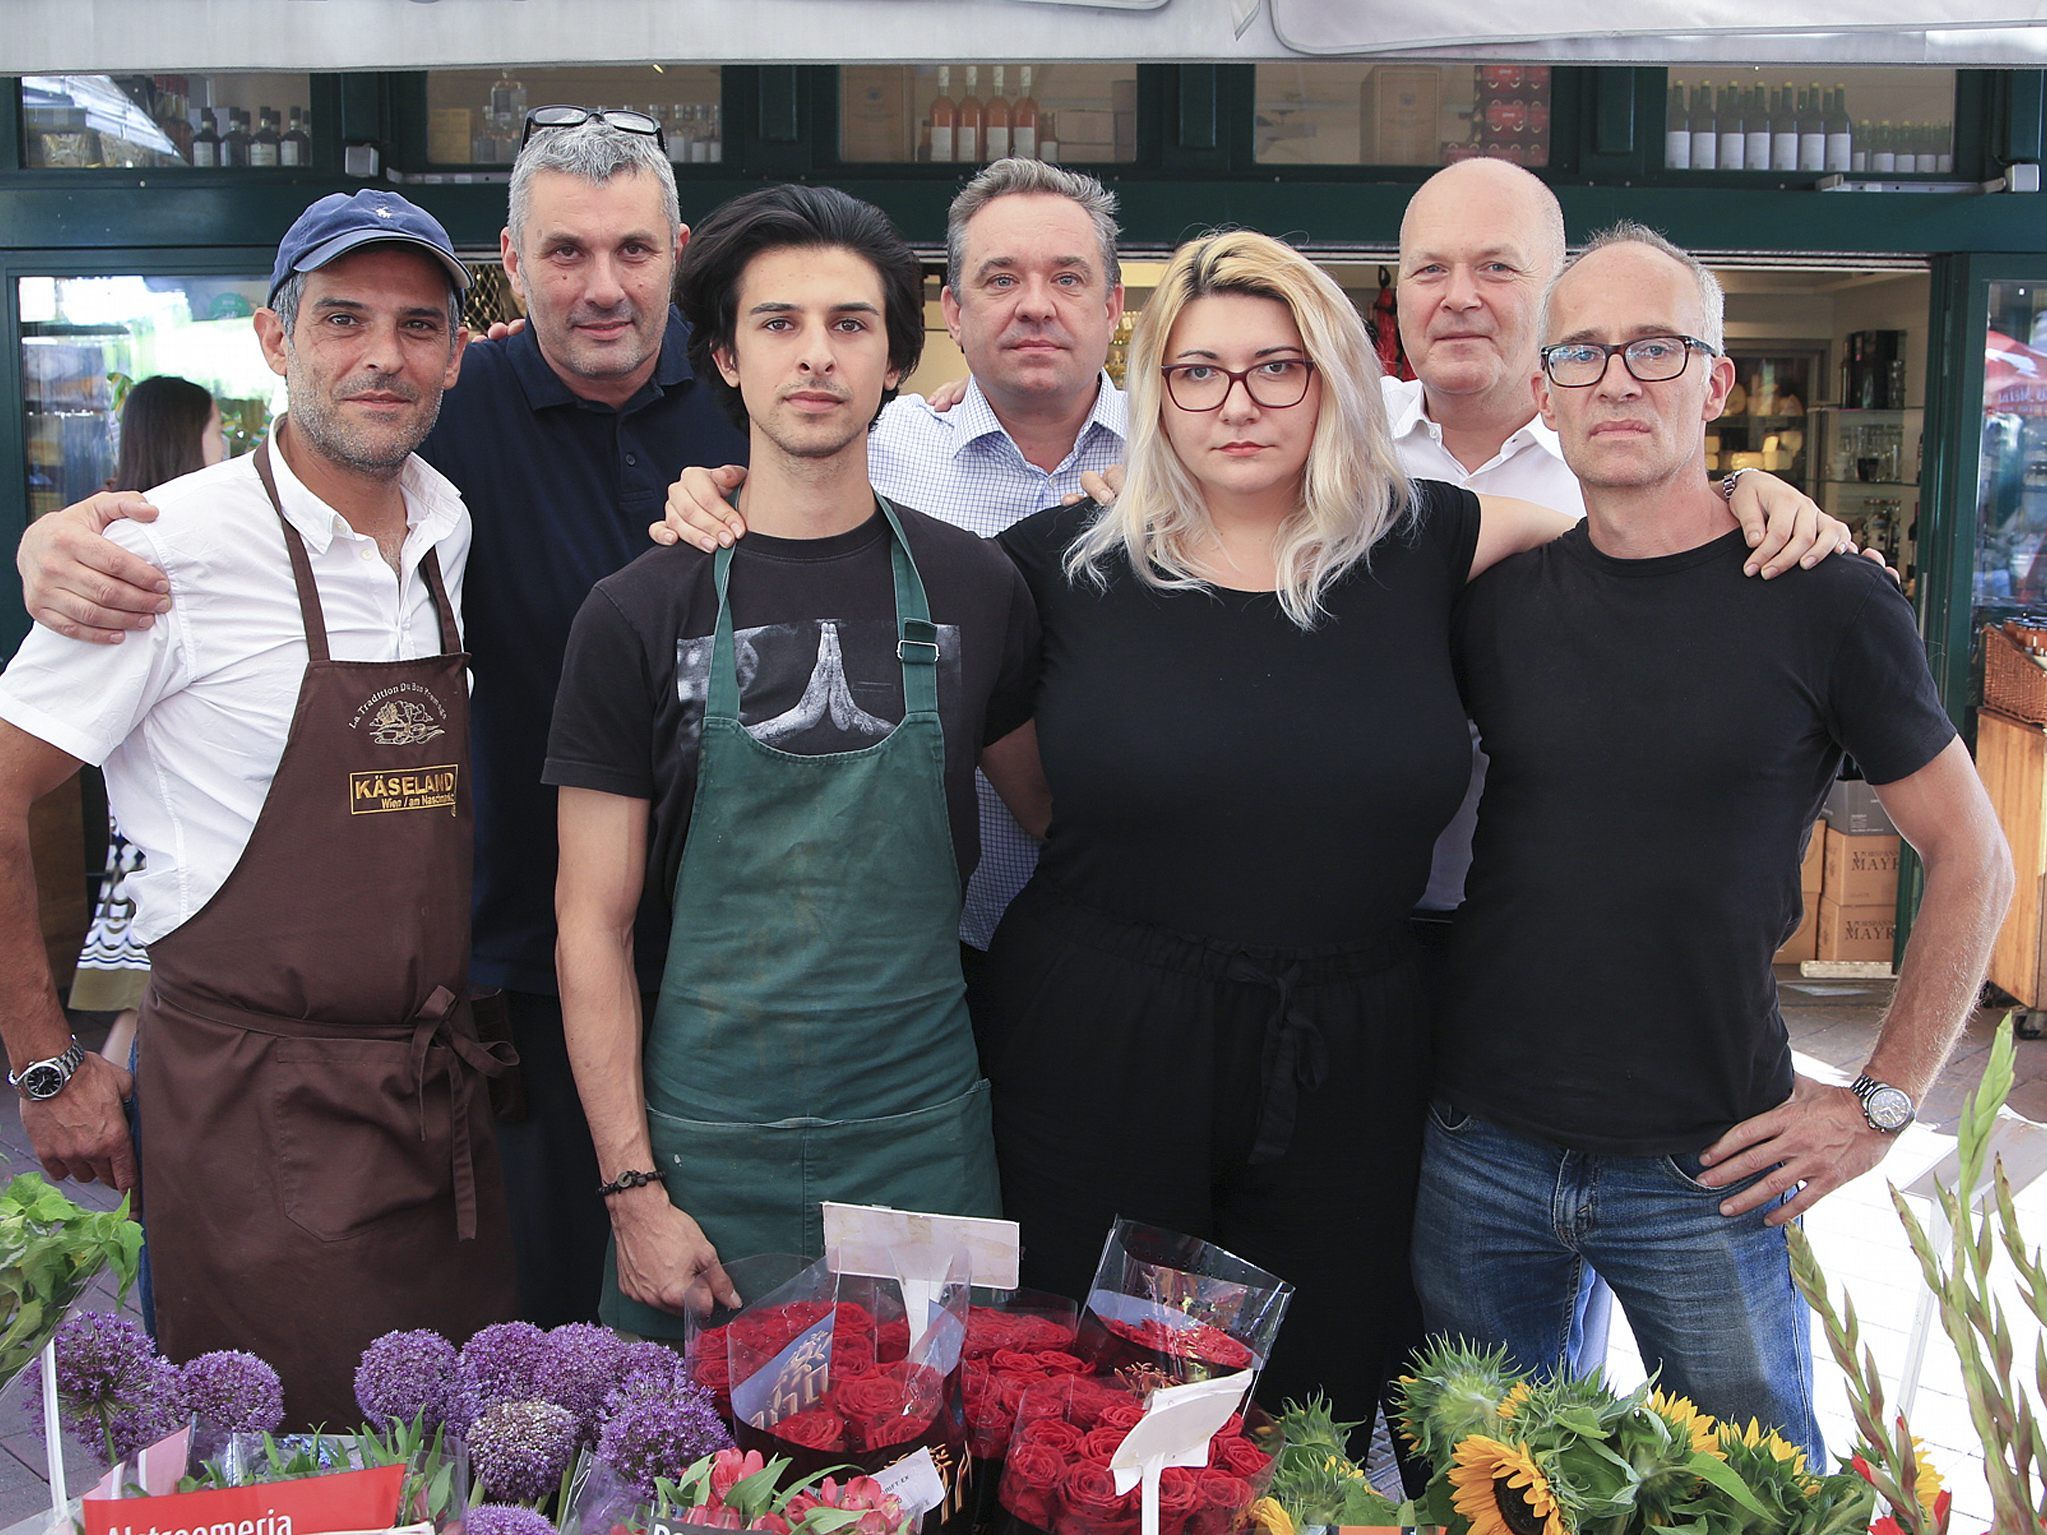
[1253,62,1550,168]
[1660,66,1957,175]
[838,64,1136,165]
[1813,406,1922,575]
[1972,282,2047,616]
[1706,345,1824,493]
[20,273,278,516]
[18,73,313,169]
[423,67,723,167]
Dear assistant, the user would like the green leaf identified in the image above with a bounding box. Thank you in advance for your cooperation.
[1684,1453,1772,1519]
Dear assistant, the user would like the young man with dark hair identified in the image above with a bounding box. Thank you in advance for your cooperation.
[546,184,1043,1332]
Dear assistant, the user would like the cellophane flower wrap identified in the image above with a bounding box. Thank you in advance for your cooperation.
[955,1290,1083,1535]
[1073,1224,1291,1393]
[993,1375,1277,1535]
[687,1249,974,1534]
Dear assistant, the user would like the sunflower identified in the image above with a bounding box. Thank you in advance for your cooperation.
[1244,1497,1295,1535]
[1908,1434,1944,1511]
[1449,1435,1567,1535]
[1718,1416,1809,1479]
[1648,1388,1723,1458]
[1497,1382,1534,1420]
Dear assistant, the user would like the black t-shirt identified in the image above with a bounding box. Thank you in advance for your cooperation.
[1443,523,1957,1155]
[543,501,1039,917]
[998,481,1482,949]
[419,310,750,993]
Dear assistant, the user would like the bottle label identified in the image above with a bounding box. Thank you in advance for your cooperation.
[1691,132,1716,170]
[1665,129,1690,170]
[192,141,217,167]
[1719,134,1745,171]
[1896,153,1918,173]
[959,126,978,161]
[1874,151,1896,172]
[250,144,279,167]
[1746,130,1770,166]
[1799,136,1824,170]
[1825,132,1850,172]
[1851,150,1867,171]
[1013,126,1036,158]
[1771,134,1797,170]
[931,126,954,161]
[280,141,303,166]
[986,126,1010,158]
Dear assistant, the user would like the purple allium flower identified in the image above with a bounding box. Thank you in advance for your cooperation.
[597,1342,690,1430]
[23,1312,167,1459]
[593,1384,733,1499]
[355,1328,459,1431]
[466,1400,580,1503]
[106,1356,189,1460]
[464,1506,558,1535]
[539,1324,628,1435]
[180,1351,284,1459]
[449,1323,552,1434]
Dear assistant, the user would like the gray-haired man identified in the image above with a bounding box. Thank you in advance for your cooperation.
[19,110,750,1325]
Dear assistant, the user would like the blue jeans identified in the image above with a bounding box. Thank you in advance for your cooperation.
[1411,1101,1822,1464]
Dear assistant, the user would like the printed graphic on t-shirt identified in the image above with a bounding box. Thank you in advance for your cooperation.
[676,618,962,755]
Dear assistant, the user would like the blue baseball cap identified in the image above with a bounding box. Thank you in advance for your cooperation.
[268,190,471,306]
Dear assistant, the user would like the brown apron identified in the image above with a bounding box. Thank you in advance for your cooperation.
[137,430,517,1424]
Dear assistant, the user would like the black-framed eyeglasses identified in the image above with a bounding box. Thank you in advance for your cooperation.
[1539,334,1718,388]
[1160,359,1317,412]
[521,104,667,152]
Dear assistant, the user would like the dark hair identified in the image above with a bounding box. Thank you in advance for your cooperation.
[675,183,925,429]
[115,375,215,492]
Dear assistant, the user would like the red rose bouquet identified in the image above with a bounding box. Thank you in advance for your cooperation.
[1073,1223,1291,1392]
[993,1376,1277,1535]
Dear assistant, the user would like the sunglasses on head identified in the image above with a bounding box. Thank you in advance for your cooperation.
[522,105,667,152]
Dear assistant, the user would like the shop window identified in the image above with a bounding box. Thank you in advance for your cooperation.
[1660,67,1957,175]
[18,74,313,170]
[424,67,723,167]
[1253,63,1549,168]
[838,65,1137,165]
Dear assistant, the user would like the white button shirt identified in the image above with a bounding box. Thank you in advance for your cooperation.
[869,376,1129,950]
[1380,376,1586,912]
[0,435,471,945]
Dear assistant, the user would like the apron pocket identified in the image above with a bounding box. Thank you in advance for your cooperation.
[805,1081,1003,1227]
[272,1040,447,1243]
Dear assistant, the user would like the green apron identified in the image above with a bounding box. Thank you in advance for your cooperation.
[603,497,1002,1339]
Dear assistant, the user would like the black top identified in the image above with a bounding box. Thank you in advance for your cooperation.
[1442,523,1957,1155]
[543,502,1040,914]
[418,307,750,993]
[997,482,1482,949]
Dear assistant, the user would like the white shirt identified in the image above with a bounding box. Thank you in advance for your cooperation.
[1379,375,1586,912]
[0,436,471,945]
[869,376,1128,950]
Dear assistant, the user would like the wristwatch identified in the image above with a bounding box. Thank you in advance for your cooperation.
[9,1039,84,1102]
[1849,1073,1916,1133]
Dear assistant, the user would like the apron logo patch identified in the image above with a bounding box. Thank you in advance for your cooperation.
[349,682,450,746]
[349,765,459,815]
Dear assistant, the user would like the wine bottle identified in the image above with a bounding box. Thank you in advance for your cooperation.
[1798,81,1824,170]
[1744,85,1770,171]
[1824,84,1851,172]
[1665,82,1691,170]
[1871,120,1896,174]
[958,64,984,162]
[250,107,280,167]
[282,106,310,167]
[929,65,957,162]
[1770,83,1798,170]
[222,108,250,169]
[191,107,219,167]
[1013,65,1040,158]
[1689,80,1717,171]
[985,65,1012,159]
[1717,83,1745,171]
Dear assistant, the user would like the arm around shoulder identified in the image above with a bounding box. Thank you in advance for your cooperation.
[1469,494,1576,581]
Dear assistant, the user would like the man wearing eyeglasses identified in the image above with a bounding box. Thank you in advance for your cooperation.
[17,109,749,1327]
[1411,223,2011,1458]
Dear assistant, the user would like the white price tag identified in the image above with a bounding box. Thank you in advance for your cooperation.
[875,1446,948,1520]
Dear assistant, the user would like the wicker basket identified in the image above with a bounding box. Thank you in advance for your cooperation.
[1984,623,2047,725]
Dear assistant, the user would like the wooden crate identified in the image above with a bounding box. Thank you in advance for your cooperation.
[1977,707,2047,1008]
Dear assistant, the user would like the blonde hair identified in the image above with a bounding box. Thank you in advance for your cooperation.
[1064,229,1413,630]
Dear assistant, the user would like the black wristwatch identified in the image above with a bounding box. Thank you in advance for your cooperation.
[9,1039,84,1102]
[1850,1073,1916,1133]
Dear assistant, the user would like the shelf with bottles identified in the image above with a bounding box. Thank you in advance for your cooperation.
[1812,405,1923,490]
[421,67,724,168]
[839,64,1132,165]
[21,73,314,170]
[1252,62,1549,168]
[1661,67,1956,176]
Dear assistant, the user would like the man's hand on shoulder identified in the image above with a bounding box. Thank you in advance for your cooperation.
[923,375,970,413]
[1694,1073,1892,1224]
[20,1051,136,1194]
[653,465,750,553]
[478,317,528,343]
[19,494,170,644]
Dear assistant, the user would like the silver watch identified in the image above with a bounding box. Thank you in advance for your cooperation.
[9,1039,84,1102]
[1850,1073,1915,1133]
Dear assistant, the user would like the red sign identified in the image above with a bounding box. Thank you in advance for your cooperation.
[84,1463,405,1535]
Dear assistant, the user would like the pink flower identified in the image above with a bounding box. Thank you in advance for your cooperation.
[747,1518,790,1535]
[679,1508,743,1529]
[710,1448,768,1502]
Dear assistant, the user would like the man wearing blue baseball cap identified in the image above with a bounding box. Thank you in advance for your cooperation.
[0,188,516,1421]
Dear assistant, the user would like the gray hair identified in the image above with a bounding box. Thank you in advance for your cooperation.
[271,269,462,346]
[945,157,1122,292]
[508,118,681,250]
[1543,219,1726,350]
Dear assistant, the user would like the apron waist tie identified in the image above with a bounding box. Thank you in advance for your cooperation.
[408,985,517,1241]
[1223,956,1329,1167]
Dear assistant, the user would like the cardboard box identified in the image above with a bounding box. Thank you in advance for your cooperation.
[1361,65,1444,164]
[1799,821,1824,896]
[1818,895,1896,963]
[1775,902,1819,964]
[1822,777,1897,834]
[1822,825,1900,907]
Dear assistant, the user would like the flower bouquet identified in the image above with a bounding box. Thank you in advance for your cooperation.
[992,1373,1277,1535]
[958,1290,1082,1535]
[572,1444,918,1535]
[1073,1224,1290,1392]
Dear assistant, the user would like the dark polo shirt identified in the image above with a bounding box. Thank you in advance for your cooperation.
[419,306,749,993]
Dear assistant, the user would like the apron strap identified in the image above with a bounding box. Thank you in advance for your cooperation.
[406,984,517,1242]
[419,546,462,656]
[707,495,938,722]
[253,432,331,664]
